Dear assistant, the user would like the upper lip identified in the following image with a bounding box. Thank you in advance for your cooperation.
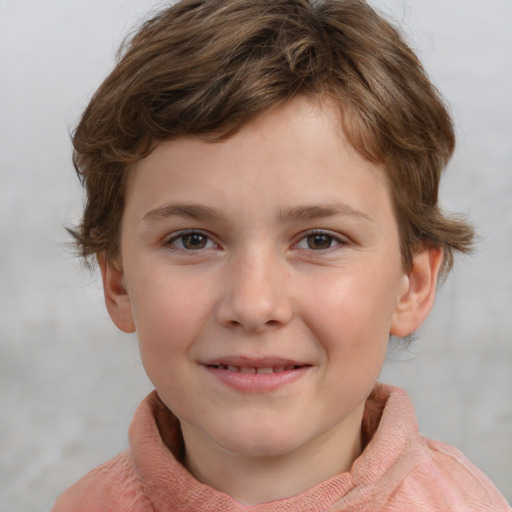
[201,355,310,368]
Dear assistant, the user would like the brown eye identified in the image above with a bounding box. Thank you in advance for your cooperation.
[181,233,208,250]
[306,234,334,250]
[168,231,214,251]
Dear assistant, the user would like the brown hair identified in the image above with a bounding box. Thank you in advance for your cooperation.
[70,0,474,274]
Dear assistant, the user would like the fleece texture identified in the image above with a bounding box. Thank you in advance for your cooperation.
[52,384,510,511]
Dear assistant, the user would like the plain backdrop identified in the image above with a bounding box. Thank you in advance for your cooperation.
[1,0,511,509]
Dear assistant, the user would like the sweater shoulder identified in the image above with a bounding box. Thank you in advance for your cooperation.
[50,450,153,512]
[394,435,511,511]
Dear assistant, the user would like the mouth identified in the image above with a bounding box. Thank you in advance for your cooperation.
[201,357,311,392]
[205,364,306,374]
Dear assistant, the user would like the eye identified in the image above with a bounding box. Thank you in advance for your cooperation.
[167,231,216,251]
[295,231,344,251]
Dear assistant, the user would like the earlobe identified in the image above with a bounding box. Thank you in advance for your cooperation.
[390,247,443,338]
[98,252,136,333]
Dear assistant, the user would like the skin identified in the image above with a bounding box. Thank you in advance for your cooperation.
[100,96,442,505]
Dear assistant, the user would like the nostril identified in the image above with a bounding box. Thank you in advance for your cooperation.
[216,291,293,332]
[225,318,282,331]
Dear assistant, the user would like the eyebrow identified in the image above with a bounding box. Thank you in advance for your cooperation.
[143,203,220,223]
[142,202,372,224]
[278,203,373,223]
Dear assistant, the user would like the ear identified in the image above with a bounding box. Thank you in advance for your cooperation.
[97,252,136,333]
[390,247,443,338]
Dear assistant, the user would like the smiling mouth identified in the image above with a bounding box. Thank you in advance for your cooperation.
[203,360,311,392]
[205,364,306,374]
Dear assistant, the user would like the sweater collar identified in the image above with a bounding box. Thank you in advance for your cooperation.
[128,383,418,511]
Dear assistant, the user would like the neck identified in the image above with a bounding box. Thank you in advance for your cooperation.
[182,407,364,505]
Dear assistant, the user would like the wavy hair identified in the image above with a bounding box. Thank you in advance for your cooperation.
[69,0,474,274]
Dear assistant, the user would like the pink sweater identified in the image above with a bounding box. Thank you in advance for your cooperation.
[51,384,510,511]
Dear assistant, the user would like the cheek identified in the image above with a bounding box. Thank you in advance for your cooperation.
[127,273,204,362]
[128,277,208,409]
[299,268,398,359]
[129,264,210,328]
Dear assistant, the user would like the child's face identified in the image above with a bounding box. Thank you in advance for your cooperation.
[105,97,418,460]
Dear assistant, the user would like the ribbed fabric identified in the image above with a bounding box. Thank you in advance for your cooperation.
[51,384,511,511]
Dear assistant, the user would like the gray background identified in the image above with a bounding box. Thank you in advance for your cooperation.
[1,0,511,510]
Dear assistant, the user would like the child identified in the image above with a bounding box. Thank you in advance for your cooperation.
[52,0,511,510]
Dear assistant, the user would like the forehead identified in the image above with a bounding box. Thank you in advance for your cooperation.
[124,96,395,230]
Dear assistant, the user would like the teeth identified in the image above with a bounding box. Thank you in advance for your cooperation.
[256,367,273,374]
[212,364,303,373]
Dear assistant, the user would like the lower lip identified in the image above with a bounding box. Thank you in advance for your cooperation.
[203,365,310,393]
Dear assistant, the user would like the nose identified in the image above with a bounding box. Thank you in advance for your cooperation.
[215,249,293,333]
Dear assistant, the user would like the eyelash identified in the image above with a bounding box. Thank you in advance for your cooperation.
[165,229,347,253]
[293,230,347,251]
[165,231,217,251]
